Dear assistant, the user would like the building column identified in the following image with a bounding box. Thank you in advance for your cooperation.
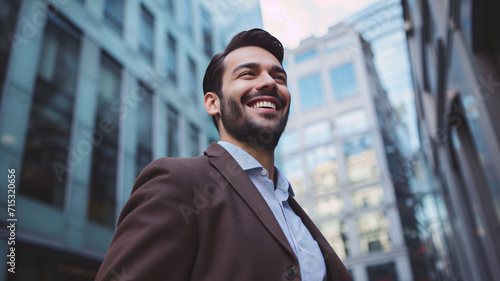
[64,35,100,249]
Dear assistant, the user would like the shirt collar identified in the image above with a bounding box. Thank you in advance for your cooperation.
[218,141,261,171]
[218,141,295,197]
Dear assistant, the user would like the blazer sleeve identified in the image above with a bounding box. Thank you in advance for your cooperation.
[95,158,197,281]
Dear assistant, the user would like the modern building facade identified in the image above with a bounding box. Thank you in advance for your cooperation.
[345,0,419,155]
[402,0,500,280]
[277,23,425,281]
[0,0,262,280]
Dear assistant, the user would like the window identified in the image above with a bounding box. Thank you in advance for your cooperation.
[188,56,197,102]
[294,48,318,63]
[337,108,369,137]
[298,73,325,111]
[343,135,379,185]
[0,0,21,105]
[304,119,333,147]
[139,5,154,64]
[167,105,179,157]
[200,7,212,57]
[280,154,306,197]
[20,15,81,207]
[278,130,300,155]
[352,185,384,209]
[315,195,343,219]
[187,123,200,156]
[104,0,124,35]
[330,63,358,100]
[367,262,398,281]
[306,144,339,193]
[88,53,121,227]
[166,33,177,84]
[166,0,175,16]
[357,211,392,254]
[136,84,153,176]
[182,0,192,36]
[319,220,349,259]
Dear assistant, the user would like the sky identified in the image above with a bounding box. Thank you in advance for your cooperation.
[260,0,383,49]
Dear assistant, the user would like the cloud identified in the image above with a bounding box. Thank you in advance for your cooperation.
[261,0,383,48]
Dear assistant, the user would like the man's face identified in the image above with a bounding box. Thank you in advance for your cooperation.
[218,46,291,150]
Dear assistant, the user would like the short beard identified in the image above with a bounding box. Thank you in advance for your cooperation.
[219,91,289,151]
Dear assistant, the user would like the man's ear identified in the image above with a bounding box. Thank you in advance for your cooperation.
[204,92,220,117]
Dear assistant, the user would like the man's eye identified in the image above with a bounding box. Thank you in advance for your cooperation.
[275,76,286,82]
[239,72,253,77]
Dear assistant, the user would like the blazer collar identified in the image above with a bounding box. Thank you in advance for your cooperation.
[204,142,296,257]
[288,197,352,281]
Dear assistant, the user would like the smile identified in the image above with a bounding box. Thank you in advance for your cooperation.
[252,101,276,110]
[244,95,283,111]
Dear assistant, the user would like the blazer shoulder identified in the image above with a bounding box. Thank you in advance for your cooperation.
[133,156,210,192]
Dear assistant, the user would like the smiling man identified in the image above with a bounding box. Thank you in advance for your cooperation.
[96,29,352,281]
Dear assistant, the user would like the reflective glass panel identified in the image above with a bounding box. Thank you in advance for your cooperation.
[306,144,339,193]
[20,15,81,207]
[304,119,333,147]
[319,220,350,259]
[352,185,384,209]
[136,85,153,176]
[167,106,179,157]
[104,0,123,34]
[140,5,154,64]
[298,73,325,111]
[88,53,121,227]
[337,108,369,137]
[166,33,177,84]
[357,211,392,254]
[315,194,343,219]
[343,135,379,185]
[330,63,358,100]
[280,154,306,197]
[188,123,200,156]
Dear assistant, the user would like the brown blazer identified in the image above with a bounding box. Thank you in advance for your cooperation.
[95,143,352,281]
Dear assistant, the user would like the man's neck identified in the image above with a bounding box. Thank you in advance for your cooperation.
[220,135,276,180]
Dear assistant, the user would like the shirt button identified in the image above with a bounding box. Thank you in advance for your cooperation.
[285,265,298,280]
[261,169,267,176]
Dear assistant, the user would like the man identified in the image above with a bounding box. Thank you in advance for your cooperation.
[96,28,352,281]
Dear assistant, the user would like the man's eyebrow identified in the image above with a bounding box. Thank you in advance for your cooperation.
[231,62,288,78]
[231,62,260,75]
[271,65,287,78]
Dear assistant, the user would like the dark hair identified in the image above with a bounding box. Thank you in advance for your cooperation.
[202,28,284,130]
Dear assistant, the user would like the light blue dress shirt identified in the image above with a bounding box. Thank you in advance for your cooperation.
[219,141,327,281]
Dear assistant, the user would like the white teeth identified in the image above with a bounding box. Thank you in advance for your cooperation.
[252,101,276,109]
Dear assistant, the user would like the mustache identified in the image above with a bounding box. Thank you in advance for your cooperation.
[241,89,287,109]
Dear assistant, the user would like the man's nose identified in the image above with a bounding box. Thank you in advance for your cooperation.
[256,72,277,92]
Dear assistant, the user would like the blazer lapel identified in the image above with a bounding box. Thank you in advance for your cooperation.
[288,197,353,281]
[204,143,296,257]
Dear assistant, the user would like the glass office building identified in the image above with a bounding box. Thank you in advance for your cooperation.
[402,0,500,280]
[278,23,424,281]
[0,0,262,280]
